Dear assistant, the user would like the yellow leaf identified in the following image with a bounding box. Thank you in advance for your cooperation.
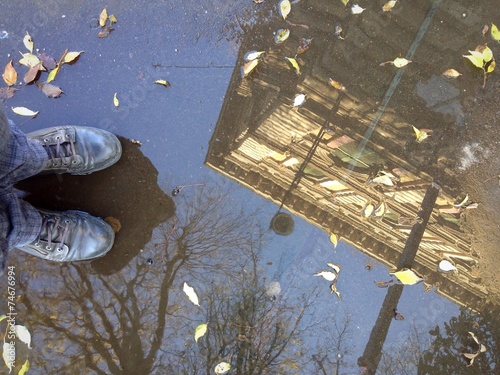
[413,126,432,142]
[154,79,171,87]
[491,23,500,42]
[194,323,208,342]
[46,65,60,83]
[480,45,493,63]
[486,59,496,73]
[109,14,118,24]
[442,69,461,78]
[390,268,423,285]
[463,51,485,68]
[18,359,30,375]
[279,0,291,20]
[241,59,260,78]
[361,203,374,218]
[23,32,34,53]
[329,233,338,248]
[393,57,411,68]
[382,0,397,11]
[340,0,349,5]
[19,52,41,68]
[274,28,290,44]
[11,106,39,117]
[99,7,108,27]
[113,92,119,108]
[3,60,17,86]
[63,51,84,64]
[183,282,200,306]
[285,57,300,75]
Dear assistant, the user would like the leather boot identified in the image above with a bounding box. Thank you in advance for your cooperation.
[27,126,122,175]
[16,208,114,261]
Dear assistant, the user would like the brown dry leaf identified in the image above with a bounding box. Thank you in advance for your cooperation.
[3,60,18,86]
[36,82,63,98]
[99,8,108,27]
[482,24,489,37]
[0,87,19,100]
[328,78,346,91]
[23,63,41,84]
[37,52,57,70]
[63,51,84,64]
[98,27,114,38]
[442,69,462,78]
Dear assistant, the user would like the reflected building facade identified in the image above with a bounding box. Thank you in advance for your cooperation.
[205,0,490,311]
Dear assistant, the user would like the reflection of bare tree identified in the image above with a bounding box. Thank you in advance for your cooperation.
[8,183,354,373]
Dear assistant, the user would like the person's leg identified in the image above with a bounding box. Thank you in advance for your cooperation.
[0,106,48,189]
[0,104,120,271]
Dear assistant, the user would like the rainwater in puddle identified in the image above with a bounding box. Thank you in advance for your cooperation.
[1,0,499,374]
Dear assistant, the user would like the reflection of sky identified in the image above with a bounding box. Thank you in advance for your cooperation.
[1,0,465,372]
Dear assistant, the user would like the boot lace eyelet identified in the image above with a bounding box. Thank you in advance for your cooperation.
[43,138,49,142]
[56,247,63,252]
[46,246,52,250]
[72,160,78,164]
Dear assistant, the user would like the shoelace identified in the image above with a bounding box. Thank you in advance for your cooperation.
[35,214,71,251]
[45,134,78,166]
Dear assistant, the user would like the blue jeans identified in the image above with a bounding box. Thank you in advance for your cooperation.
[0,104,48,273]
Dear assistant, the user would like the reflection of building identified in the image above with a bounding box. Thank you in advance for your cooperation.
[205,0,489,310]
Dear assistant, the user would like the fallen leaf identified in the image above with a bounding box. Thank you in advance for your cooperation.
[351,4,365,14]
[109,14,118,24]
[36,82,64,98]
[442,68,462,78]
[0,87,19,100]
[113,92,119,108]
[296,37,313,55]
[279,0,291,20]
[482,24,489,37]
[285,57,301,75]
[98,27,114,38]
[438,259,457,273]
[372,201,387,219]
[292,93,306,107]
[63,51,84,64]
[244,50,265,61]
[390,268,423,285]
[329,233,338,248]
[154,79,171,87]
[393,308,405,320]
[214,362,231,375]
[382,0,397,11]
[38,52,57,70]
[393,57,411,67]
[3,60,17,86]
[463,50,486,68]
[327,262,341,273]
[362,203,374,218]
[491,23,500,42]
[413,126,432,142]
[12,106,39,117]
[183,282,200,306]
[15,325,32,348]
[24,62,41,84]
[374,280,395,288]
[334,24,345,40]
[19,52,41,68]
[23,32,34,53]
[46,65,60,83]
[372,174,394,186]
[241,59,260,78]
[328,78,346,91]
[341,0,349,5]
[274,28,290,44]
[194,323,208,342]
[99,7,108,27]
[18,359,30,375]
[453,194,468,207]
